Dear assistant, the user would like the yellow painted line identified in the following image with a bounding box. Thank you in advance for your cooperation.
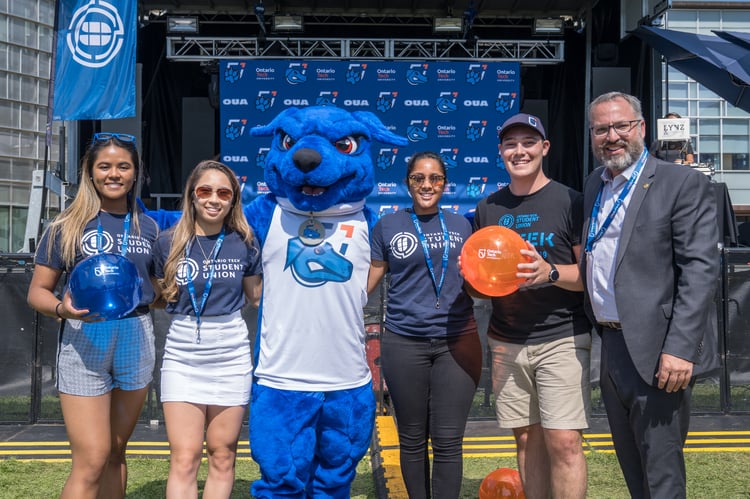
[0,449,71,455]
[686,438,750,444]
[0,442,71,447]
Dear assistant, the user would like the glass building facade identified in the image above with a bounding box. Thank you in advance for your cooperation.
[0,0,58,253]
[664,8,750,172]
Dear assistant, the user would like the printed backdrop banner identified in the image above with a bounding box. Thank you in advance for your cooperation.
[52,0,136,120]
[220,60,521,217]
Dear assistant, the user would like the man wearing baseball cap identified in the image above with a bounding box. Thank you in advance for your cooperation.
[470,113,590,498]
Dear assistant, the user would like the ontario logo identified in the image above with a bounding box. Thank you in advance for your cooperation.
[255,147,270,168]
[255,90,277,112]
[224,62,246,83]
[316,91,338,106]
[346,63,367,84]
[495,92,517,114]
[439,148,459,169]
[66,0,125,68]
[465,120,488,142]
[466,64,488,85]
[436,92,458,113]
[406,63,429,85]
[81,230,114,255]
[376,148,400,171]
[375,91,398,112]
[224,119,247,141]
[466,176,488,198]
[406,120,429,142]
[285,63,308,84]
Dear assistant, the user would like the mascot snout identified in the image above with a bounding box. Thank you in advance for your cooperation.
[293,148,322,173]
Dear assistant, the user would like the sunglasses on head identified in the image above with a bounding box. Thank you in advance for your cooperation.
[194,186,234,202]
[93,132,137,143]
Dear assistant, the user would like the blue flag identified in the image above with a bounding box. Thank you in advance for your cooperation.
[52,0,136,120]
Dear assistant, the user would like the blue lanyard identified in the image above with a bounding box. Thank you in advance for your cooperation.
[96,212,131,256]
[585,149,648,253]
[409,209,449,309]
[185,227,225,343]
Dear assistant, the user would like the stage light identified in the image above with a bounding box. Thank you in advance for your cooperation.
[533,17,564,35]
[434,17,462,33]
[166,16,199,34]
[273,15,303,31]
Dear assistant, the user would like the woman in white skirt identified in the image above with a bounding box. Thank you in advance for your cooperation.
[153,160,262,498]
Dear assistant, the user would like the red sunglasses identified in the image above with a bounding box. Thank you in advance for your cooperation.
[194,186,233,201]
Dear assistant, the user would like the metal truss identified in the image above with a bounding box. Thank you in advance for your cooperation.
[166,36,565,64]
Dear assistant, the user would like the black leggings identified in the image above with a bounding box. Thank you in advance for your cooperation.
[381,329,483,499]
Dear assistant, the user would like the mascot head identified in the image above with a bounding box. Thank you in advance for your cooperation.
[250,106,407,213]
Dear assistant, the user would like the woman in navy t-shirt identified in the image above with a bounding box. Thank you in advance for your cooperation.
[368,151,481,498]
[153,160,262,498]
[28,133,159,498]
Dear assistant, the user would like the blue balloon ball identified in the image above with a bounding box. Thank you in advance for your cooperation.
[68,253,143,320]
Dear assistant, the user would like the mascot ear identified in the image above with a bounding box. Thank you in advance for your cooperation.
[249,107,300,137]
[352,111,409,146]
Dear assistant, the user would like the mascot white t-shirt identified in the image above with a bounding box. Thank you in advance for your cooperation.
[253,197,372,391]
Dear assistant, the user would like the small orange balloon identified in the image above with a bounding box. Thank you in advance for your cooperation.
[479,467,525,499]
[461,226,529,297]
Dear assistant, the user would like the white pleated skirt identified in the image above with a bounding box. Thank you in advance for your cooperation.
[161,310,252,406]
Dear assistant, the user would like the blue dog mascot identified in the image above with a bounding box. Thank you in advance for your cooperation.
[246,106,406,498]
[146,106,407,497]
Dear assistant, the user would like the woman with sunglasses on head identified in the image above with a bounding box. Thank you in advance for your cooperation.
[152,160,262,498]
[367,151,482,498]
[27,133,159,499]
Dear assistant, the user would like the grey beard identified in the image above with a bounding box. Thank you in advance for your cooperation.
[595,141,644,171]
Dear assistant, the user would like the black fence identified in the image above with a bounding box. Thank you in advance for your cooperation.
[1,249,749,424]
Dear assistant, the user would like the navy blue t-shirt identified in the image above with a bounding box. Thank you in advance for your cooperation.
[35,211,159,307]
[370,208,476,338]
[153,229,262,317]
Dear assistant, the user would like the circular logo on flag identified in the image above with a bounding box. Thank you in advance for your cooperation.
[66,0,125,68]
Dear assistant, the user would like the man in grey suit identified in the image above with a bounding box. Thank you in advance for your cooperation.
[581,91,719,498]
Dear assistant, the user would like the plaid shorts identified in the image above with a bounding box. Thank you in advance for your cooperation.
[56,313,155,396]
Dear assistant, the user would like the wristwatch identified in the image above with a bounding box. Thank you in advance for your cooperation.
[548,263,559,283]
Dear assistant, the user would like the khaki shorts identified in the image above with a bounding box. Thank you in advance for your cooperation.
[489,334,591,430]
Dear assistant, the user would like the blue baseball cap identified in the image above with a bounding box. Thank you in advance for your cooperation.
[498,113,547,141]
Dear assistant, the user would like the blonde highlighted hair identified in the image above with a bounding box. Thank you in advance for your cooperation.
[40,135,145,268]
[160,160,254,302]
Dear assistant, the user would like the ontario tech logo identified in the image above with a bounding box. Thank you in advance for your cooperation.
[499,214,515,228]
[224,62,246,83]
[66,0,126,68]
[496,146,507,170]
[176,258,199,286]
[255,147,270,169]
[406,64,429,85]
[375,92,398,112]
[81,230,114,255]
[439,148,459,169]
[346,63,367,85]
[285,63,308,84]
[466,176,488,198]
[496,92,517,113]
[436,92,458,113]
[255,91,277,111]
[465,120,487,142]
[316,91,338,106]
[466,64,488,85]
[406,120,429,142]
[224,119,247,140]
[376,148,399,171]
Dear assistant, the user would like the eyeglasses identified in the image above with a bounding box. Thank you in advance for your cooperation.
[194,186,234,201]
[408,174,446,187]
[590,120,642,137]
[93,132,137,143]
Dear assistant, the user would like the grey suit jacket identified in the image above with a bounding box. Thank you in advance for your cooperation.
[581,156,720,384]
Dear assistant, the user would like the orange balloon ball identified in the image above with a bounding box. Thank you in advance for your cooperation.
[461,226,529,297]
[479,467,525,499]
